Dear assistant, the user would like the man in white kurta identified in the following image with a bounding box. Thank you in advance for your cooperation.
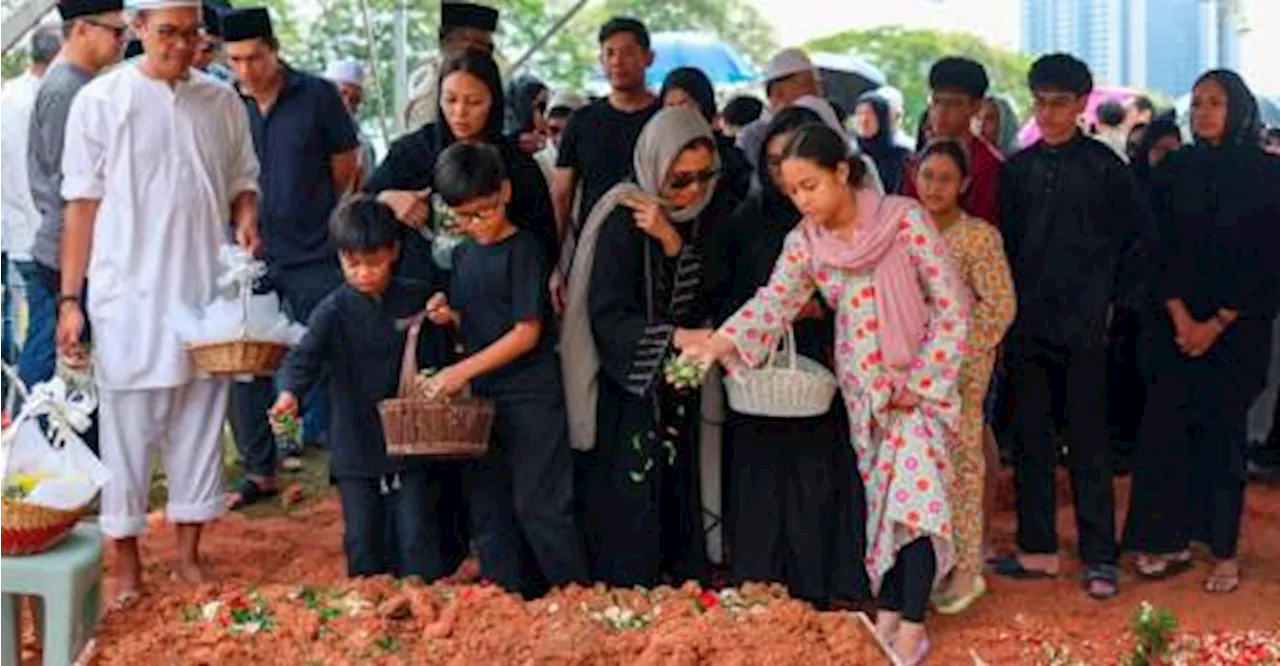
[56,0,260,598]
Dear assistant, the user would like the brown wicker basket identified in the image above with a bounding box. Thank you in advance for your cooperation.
[189,339,288,377]
[378,314,493,458]
[1,498,86,556]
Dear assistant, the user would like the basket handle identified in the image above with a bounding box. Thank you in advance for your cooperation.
[765,324,798,370]
[396,312,429,398]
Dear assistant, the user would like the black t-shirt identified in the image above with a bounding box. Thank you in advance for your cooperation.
[449,229,559,396]
[556,98,659,229]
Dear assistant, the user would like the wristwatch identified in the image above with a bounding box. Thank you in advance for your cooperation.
[57,294,81,308]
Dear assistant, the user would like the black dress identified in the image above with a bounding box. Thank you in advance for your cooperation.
[705,188,867,606]
[1124,144,1280,559]
[581,193,732,587]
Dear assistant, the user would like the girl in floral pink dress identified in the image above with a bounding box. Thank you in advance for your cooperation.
[681,124,968,664]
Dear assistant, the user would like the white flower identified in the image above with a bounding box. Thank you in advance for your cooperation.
[200,601,223,622]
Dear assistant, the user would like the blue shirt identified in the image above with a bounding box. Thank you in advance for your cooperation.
[241,66,359,267]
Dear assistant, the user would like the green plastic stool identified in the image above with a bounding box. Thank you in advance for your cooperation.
[1,522,103,666]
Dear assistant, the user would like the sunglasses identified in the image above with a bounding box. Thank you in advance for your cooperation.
[667,168,719,191]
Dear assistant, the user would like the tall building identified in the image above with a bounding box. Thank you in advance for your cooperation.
[1022,0,1243,96]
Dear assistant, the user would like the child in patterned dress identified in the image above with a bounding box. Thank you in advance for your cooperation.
[682,124,968,665]
[913,139,1016,614]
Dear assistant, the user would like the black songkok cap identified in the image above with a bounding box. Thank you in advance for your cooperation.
[220,7,273,43]
[442,2,498,32]
[57,0,124,21]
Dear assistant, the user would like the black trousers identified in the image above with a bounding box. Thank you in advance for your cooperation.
[336,468,445,580]
[470,393,587,598]
[1009,337,1117,565]
[1106,310,1146,469]
[229,260,342,477]
[1125,367,1251,559]
[878,538,936,623]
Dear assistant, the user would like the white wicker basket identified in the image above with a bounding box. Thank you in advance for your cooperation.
[725,325,838,418]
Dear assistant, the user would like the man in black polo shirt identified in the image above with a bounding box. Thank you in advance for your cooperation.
[549,16,659,312]
[221,7,360,508]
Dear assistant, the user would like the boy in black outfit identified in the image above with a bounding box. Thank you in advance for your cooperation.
[423,143,587,598]
[273,197,447,580]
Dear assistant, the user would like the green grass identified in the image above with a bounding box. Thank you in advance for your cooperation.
[147,425,334,519]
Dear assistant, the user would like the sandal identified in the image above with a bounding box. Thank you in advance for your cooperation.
[987,555,1057,580]
[934,574,987,615]
[1135,553,1194,581]
[225,476,278,510]
[278,440,304,473]
[1204,562,1240,594]
[1083,564,1120,600]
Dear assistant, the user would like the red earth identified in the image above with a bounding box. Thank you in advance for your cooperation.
[15,470,1280,664]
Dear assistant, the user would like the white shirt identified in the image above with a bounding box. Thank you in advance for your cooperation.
[61,65,259,390]
[1,72,43,259]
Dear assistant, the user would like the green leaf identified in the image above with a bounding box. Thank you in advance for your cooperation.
[628,471,646,483]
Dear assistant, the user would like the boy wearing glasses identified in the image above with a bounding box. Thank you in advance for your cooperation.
[899,56,1003,227]
[423,143,588,599]
[991,53,1154,599]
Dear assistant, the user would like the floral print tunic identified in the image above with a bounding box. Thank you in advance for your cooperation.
[719,206,969,591]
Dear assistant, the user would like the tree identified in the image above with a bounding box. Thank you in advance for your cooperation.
[579,0,776,67]
[806,26,1034,133]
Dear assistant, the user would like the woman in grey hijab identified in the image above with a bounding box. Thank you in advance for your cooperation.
[560,106,732,587]
[973,94,1021,157]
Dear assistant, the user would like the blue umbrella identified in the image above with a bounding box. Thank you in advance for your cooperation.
[590,31,758,89]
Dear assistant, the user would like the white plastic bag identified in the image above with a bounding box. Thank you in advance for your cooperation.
[2,378,110,511]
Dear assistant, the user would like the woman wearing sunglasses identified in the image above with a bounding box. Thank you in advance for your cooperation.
[560,106,733,587]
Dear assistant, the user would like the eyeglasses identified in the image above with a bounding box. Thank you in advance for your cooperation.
[667,168,719,191]
[83,18,129,40]
[153,24,203,44]
[1032,93,1081,110]
[451,196,503,225]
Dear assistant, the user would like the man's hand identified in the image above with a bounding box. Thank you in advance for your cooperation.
[271,391,300,420]
[1177,319,1223,358]
[235,219,262,256]
[56,301,86,358]
[424,364,469,400]
[426,292,458,327]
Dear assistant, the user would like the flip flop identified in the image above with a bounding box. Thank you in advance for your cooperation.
[1136,555,1194,581]
[1083,564,1120,600]
[1204,567,1240,594]
[987,555,1057,580]
[226,476,278,511]
[934,574,987,615]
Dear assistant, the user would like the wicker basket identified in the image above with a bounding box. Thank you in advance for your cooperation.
[1,499,85,556]
[378,315,493,458]
[725,325,838,418]
[189,338,288,377]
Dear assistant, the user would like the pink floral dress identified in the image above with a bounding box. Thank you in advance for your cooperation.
[719,205,969,592]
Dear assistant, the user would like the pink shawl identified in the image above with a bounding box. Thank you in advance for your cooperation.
[803,189,927,375]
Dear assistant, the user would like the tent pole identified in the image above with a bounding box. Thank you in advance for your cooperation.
[505,0,589,76]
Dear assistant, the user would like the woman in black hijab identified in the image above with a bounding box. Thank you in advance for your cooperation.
[660,67,753,204]
[852,93,910,193]
[367,50,556,279]
[704,107,867,608]
[1124,70,1280,594]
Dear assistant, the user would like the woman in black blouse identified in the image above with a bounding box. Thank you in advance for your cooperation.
[1124,70,1280,594]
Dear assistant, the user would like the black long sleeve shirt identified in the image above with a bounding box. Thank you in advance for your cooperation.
[277,280,439,478]
[1000,133,1156,348]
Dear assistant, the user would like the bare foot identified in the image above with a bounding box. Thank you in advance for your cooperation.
[113,538,144,609]
[172,559,210,584]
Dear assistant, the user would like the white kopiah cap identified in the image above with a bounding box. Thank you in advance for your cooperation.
[764,48,814,83]
[324,59,365,87]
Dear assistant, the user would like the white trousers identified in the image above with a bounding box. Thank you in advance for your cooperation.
[98,379,229,538]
